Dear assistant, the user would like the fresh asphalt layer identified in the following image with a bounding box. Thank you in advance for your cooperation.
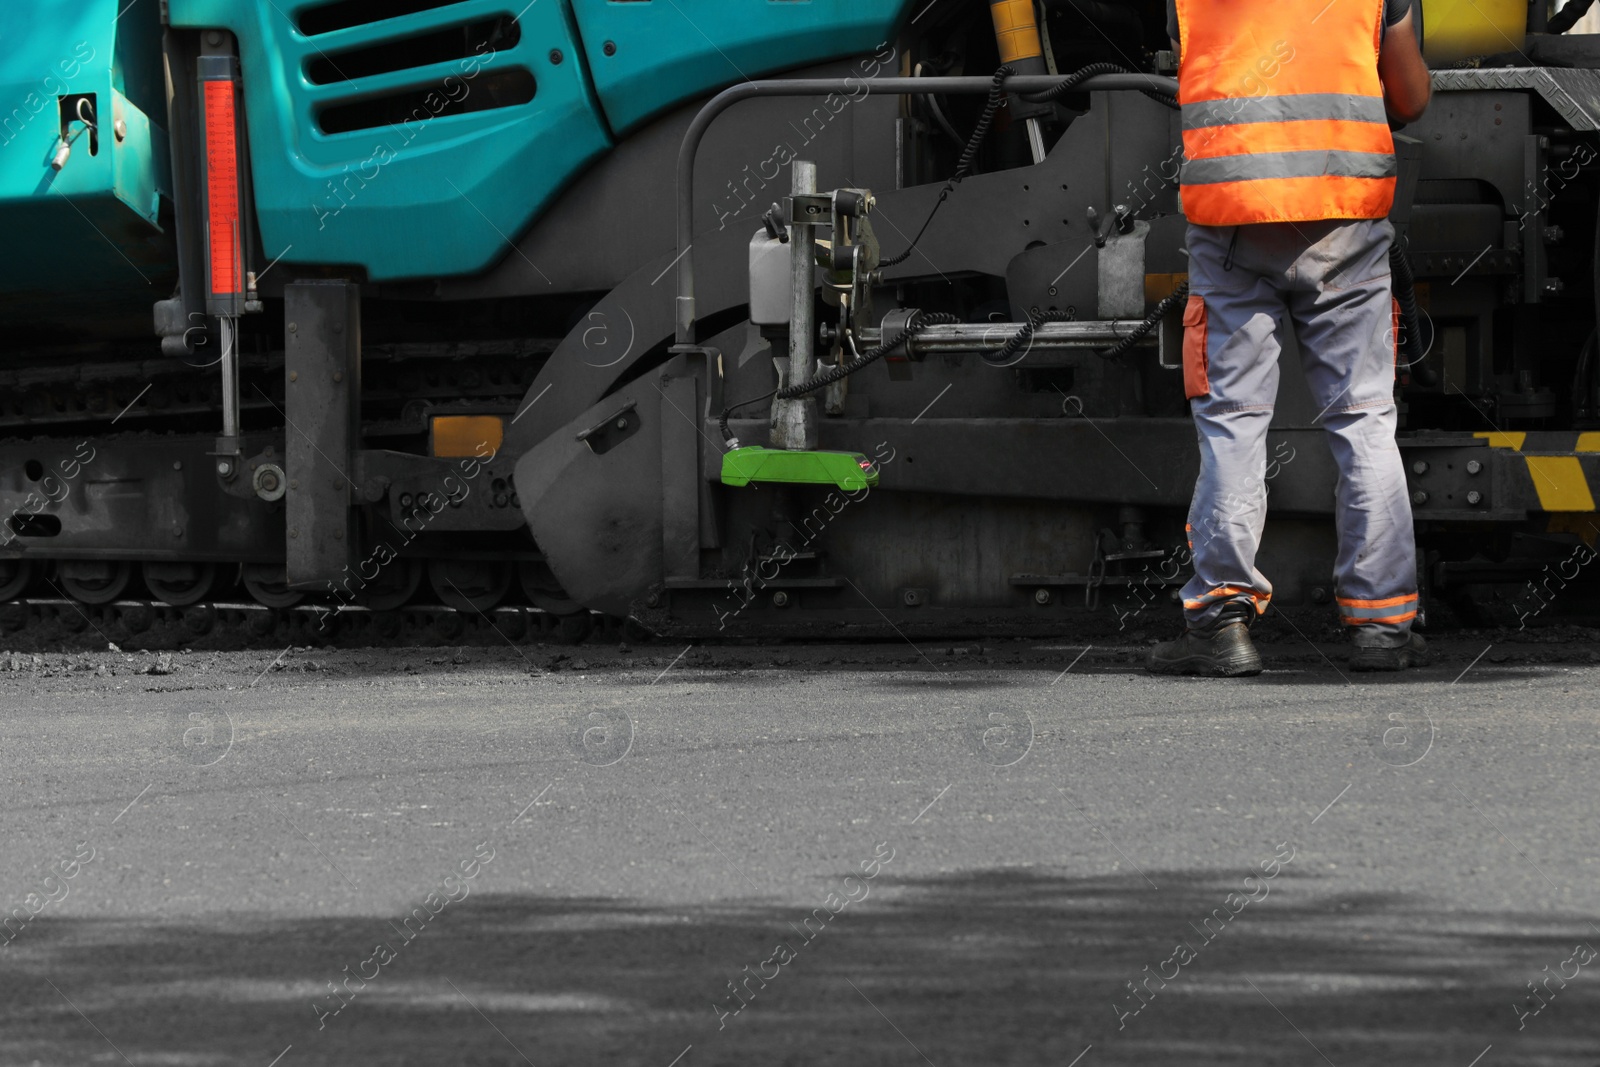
[1,635,1597,1066]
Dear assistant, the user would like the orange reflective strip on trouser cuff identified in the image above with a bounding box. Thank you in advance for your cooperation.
[1183,586,1270,615]
[1337,594,1418,625]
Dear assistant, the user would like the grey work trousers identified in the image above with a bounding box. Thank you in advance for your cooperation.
[1179,217,1418,645]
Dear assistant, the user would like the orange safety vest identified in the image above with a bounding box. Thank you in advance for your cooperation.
[1174,0,1396,226]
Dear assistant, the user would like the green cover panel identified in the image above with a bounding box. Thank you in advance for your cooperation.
[722,447,880,491]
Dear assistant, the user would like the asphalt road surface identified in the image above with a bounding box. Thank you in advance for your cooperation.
[2,630,1598,1067]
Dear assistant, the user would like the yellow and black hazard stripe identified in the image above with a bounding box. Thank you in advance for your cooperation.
[1473,433,1600,539]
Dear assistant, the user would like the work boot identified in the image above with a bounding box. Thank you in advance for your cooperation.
[1349,630,1428,672]
[1147,601,1263,677]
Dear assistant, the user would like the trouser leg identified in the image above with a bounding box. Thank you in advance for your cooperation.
[1290,219,1419,646]
[1179,225,1285,630]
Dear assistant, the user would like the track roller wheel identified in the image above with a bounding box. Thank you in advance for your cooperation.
[430,559,512,613]
[57,561,132,605]
[183,604,218,636]
[0,559,33,601]
[143,562,219,607]
[551,612,593,645]
[357,558,423,611]
[518,560,583,615]
[242,564,305,609]
[0,602,27,632]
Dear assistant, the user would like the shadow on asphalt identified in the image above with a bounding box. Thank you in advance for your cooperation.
[6,869,1598,1066]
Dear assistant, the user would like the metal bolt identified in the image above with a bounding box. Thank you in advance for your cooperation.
[288,323,297,333]
[173,526,183,538]
[173,461,183,471]
[646,592,661,608]
[549,48,563,64]
[114,118,126,142]
[289,371,298,382]
[1467,490,1483,505]
[615,417,628,430]
[603,40,617,56]
[333,371,343,383]
[1412,490,1428,505]
[1034,588,1052,605]
[773,591,790,608]
[216,459,233,477]
[1466,459,1483,474]
[289,528,298,539]
[259,470,280,492]
[1412,460,1429,475]
[1310,586,1330,604]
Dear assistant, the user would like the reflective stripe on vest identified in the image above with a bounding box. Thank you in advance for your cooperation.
[1182,149,1397,186]
[1182,93,1388,130]
[1175,0,1395,226]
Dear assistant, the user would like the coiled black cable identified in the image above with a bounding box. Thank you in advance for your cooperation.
[782,311,962,398]
[1100,282,1190,360]
[881,66,1014,269]
[982,283,1188,367]
[719,290,1183,442]
[718,311,961,442]
[984,308,1079,366]
[884,63,1176,272]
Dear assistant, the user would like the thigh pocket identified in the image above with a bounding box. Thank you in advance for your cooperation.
[1182,293,1209,398]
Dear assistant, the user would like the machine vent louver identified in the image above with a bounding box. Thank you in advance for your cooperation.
[303,8,536,135]
[307,17,521,84]
[298,0,474,37]
[318,69,536,134]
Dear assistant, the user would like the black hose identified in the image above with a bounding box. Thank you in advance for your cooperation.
[1549,0,1595,33]
[1390,243,1436,385]
[1572,329,1596,420]
[1018,61,1179,110]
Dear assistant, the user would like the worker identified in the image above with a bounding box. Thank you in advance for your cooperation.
[1148,0,1433,675]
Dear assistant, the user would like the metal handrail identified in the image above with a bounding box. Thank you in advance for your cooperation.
[673,72,1181,344]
